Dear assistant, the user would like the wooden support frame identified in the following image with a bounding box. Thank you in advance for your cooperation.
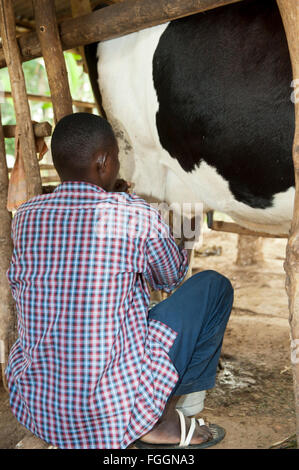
[70,0,92,74]
[3,121,52,139]
[4,92,95,110]
[209,220,289,239]
[0,0,42,200]
[33,0,73,123]
[0,107,16,391]
[276,0,299,447]
[235,235,264,267]
[206,211,289,238]
[0,0,243,69]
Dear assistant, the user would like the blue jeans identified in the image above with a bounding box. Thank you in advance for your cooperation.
[148,270,234,396]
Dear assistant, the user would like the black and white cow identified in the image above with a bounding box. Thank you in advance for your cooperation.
[85,0,295,235]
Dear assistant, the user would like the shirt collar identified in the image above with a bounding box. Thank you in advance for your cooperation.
[54,181,106,194]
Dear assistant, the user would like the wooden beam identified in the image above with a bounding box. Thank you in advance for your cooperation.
[209,220,289,239]
[15,18,35,31]
[70,0,92,74]
[0,0,42,200]
[0,107,16,391]
[4,91,96,110]
[206,212,289,238]
[33,0,73,123]
[70,0,92,19]
[277,0,299,447]
[0,0,243,69]
[3,121,52,139]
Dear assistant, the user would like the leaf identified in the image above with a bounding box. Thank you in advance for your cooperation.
[0,70,11,92]
[42,102,52,110]
[64,52,80,95]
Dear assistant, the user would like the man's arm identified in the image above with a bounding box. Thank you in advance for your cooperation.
[144,211,189,293]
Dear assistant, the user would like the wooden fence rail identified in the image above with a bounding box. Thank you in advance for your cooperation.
[0,0,243,69]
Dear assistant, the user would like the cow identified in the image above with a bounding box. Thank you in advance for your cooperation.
[84,0,295,236]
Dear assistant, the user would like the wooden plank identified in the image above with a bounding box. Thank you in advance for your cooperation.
[33,0,73,123]
[0,107,16,391]
[3,121,52,138]
[277,0,299,447]
[210,220,289,239]
[0,0,42,199]
[4,91,96,110]
[0,0,243,69]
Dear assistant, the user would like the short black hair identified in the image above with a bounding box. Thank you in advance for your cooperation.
[51,112,116,178]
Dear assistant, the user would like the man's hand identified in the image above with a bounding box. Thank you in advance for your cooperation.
[112,179,133,193]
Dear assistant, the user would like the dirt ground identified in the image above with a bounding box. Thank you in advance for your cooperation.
[0,226,296,449]
[193,228,295,449]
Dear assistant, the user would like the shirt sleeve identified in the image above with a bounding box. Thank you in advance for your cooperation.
[144,209,189,293]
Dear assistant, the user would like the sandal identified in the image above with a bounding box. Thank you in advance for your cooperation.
[134,409,225,449]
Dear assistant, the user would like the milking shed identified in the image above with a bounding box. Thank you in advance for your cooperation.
[0,0,298,449]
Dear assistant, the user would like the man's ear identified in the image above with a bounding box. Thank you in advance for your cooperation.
[96,153,108,172]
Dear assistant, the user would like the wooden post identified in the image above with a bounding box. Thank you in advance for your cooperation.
[70,0,92,74]
[71,1,95,114]
[0,0,42,200]
[0,108,16,391]
[33,0,73,123]
[276,0,299,446]
[235,235,264,266]
[0,0,244,69]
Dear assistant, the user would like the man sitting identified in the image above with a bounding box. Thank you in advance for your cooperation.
[6,113,233,449]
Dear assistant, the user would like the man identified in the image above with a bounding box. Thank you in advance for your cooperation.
[6,113,233,449]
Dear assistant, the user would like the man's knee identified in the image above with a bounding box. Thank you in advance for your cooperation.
[193,270,233,294]
[194,271,233,332]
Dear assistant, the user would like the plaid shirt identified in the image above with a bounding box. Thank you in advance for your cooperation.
[6,181,188,449]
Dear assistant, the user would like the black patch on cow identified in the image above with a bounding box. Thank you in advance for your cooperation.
[153,0,295,209]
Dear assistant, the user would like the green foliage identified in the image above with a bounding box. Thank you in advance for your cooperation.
[63,52,95,103]
[65,53,80,96]
[0,52,95,163]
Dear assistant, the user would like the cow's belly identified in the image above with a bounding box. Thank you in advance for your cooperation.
[97,24,170,202]
[97,24,293,236]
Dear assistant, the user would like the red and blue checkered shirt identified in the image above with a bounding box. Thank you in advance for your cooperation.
[6,181,188,449]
